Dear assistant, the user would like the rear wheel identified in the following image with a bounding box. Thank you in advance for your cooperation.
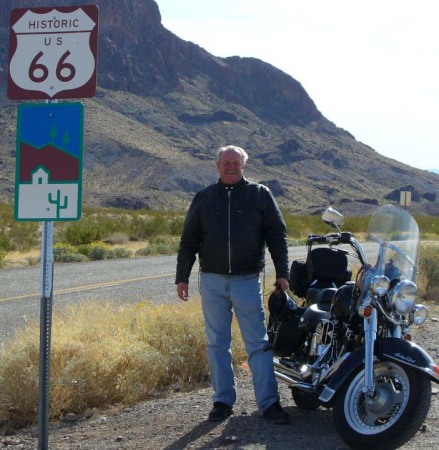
[333,361,431,450]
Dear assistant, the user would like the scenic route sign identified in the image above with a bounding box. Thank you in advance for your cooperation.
[8,5,99,100]
[15,102,84,221]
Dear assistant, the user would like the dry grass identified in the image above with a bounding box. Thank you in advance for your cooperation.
[0,300,247,428]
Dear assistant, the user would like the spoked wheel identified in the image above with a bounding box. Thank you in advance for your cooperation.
[333,361,431,450]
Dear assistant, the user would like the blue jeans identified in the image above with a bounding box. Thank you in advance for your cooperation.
[199,272,280,412]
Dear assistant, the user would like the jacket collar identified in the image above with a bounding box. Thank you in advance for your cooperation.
[218,177,245,191]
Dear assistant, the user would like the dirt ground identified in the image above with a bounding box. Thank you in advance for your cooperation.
[2,304,439,450]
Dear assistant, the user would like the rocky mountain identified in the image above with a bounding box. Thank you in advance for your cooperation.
[1,0,438,215]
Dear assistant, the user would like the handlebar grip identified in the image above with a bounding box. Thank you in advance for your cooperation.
[307,234,328,244]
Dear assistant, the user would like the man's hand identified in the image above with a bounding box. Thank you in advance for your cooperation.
[276,277,289,292]
[177,282,189,301]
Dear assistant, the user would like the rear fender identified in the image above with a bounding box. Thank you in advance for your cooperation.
[318,338,439,406]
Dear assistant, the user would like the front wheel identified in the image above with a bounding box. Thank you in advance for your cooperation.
[333,360,431,450]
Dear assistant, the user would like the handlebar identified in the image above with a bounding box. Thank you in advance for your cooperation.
[307,232,352,245]
[306,232,368,266]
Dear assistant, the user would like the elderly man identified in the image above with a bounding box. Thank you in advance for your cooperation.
[176,145,290,424]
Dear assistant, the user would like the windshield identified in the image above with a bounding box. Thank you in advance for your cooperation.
[366,205,419,283]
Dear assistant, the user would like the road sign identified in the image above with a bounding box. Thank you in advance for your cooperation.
[400,190,412,207]
[8,5,99,100]
[15,102,84,221]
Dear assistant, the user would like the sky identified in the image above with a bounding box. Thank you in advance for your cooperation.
[157,0,439,171]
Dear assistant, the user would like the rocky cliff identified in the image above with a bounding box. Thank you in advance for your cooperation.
[0,0,438,215]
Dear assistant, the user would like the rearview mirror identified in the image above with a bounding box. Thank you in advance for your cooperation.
[322,207,344,229]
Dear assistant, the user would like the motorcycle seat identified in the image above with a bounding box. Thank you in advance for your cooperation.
[306,287,337,311]
[301,303,332,331]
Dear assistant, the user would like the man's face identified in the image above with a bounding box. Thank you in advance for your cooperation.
[216,149,245,185]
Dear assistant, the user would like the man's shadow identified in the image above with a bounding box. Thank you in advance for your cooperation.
[163,405,349,450]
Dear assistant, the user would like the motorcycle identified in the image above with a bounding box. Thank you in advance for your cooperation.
[268,204,439,449]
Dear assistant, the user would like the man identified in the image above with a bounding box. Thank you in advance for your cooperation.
[175,145,290,424]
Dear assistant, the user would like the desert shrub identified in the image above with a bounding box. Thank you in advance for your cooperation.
[135,242,178,257]
[0,231,15,253]
[108,247,133,259]
[418,244,439,302]
[77,242,112,261]
[63,222,104,246]
[130,216,170,240]
[169,216,185,235]
[0,300,246,426]
[104,232,130,245]
[53,243,88,263]
[416,214,439,238]
[8,222,40,251]
[0,250,6,268]
[135,247,151,257]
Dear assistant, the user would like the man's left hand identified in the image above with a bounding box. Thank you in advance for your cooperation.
[276,277,289,291]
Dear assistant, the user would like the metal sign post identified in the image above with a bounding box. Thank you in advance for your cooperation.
[38,221,54,450]
[8,5,98,448]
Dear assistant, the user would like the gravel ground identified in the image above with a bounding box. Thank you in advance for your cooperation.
[2,305,439,450]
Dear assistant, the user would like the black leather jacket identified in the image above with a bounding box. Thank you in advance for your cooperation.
[175,177,289,283]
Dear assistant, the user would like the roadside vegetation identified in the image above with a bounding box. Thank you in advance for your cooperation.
[0,202,439,429]
[0,300,248,428]
[2,202,439,267]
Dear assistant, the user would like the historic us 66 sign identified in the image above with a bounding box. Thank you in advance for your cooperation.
[8,5,99,100]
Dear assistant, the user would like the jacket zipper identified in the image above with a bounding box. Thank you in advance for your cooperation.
[227,189,232,273]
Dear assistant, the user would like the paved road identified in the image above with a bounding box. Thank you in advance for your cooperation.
[0,242,375,346]
[0,247,314,346]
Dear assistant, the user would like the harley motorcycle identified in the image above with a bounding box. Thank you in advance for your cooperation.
[268,204,439,449]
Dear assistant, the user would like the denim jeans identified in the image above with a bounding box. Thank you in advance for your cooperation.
[199,272,280,412]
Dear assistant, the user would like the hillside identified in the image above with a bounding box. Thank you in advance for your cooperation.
[0,0,438,215]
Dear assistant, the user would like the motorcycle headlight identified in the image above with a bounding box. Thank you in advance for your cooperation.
[412,304,428,325]
[370,275,390,296]
[390,280,418,315]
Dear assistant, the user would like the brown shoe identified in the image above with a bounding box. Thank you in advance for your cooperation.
[208,402,233,422]
[263,401,290,424]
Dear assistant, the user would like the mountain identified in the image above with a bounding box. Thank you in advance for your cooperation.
[1,0,438,215]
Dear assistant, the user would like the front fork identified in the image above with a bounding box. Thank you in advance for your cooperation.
[363,308,378,397]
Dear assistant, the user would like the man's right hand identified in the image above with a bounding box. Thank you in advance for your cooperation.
[177,282,189,301]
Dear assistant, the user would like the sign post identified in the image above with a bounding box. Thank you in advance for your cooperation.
[8,5,98,449]
[38,220,54,450]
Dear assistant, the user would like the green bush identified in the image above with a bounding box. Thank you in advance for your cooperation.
[108,248,133,259]
[53,243,88,263]
[130,216,170,240]
[418,244,439,302]
[169,216,185,235]
[77,242,112,261]
[63,222,104,246]
[0,231,15,252]
[8,222,40,251]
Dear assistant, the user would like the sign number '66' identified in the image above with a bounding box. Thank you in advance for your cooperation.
[8,5,99,100]
[29,50,76,84]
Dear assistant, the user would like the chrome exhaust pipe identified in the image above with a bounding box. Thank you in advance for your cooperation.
[273,357,311,379]
[274,370,315,392]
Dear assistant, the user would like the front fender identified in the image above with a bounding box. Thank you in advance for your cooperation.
[318,338,439,406]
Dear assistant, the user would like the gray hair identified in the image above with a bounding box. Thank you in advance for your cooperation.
[216,145,249,165]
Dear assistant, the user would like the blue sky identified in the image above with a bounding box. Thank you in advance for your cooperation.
[18,102,84,157]
[157,0,438,171]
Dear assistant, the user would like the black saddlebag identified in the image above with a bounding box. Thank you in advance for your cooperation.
[267,289,306,357]
[268,311,306,357]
